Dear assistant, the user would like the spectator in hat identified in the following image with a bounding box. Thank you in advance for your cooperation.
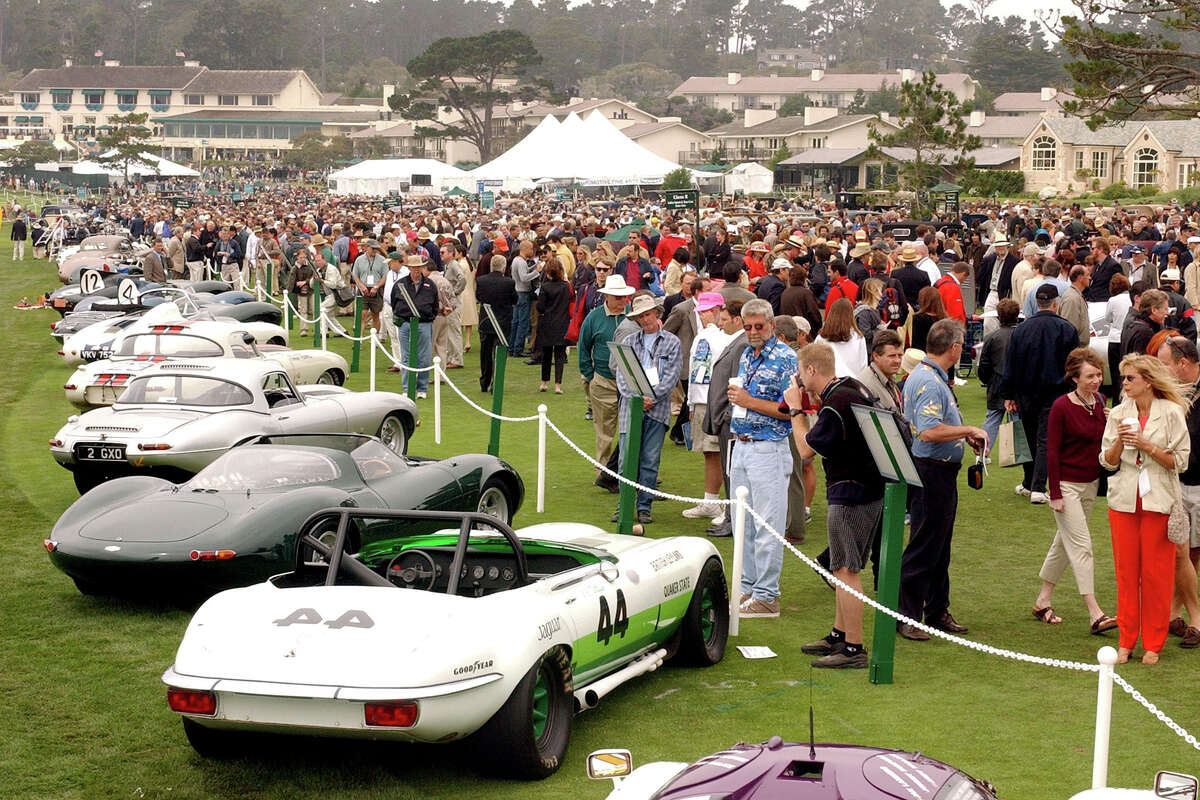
[756,258,790,314]
[612,293,682,525]
[1086,238,1123,302]
[745,242,770,282]
[475,253,517,393]
[999,283,1081,505]
[680,291,735,521]
[977,234,1019,336]
[1158,268,1197,341]
[579,275,636,490]
[1123,244,1158,289]
[892,243,932,311]
[391,253,439,399]
[846,240,872,285]
[416,227,441,270]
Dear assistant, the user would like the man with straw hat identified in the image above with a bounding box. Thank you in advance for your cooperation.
[391,252,439,399]
[579,274,636,492]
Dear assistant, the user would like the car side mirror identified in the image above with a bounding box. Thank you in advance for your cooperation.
[1156,771,1198,800]
[599,560,619,583]
[587,749,633,783]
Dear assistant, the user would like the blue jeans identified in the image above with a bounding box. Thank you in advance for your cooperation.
[730,438,792,602]
[983,407,1005,455]
[617,418,668,512]
[397,320,433,394]
[509,290,532,356]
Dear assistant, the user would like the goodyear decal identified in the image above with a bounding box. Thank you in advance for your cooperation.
[453,658,494,676]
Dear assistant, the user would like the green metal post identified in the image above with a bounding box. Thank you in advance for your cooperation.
[869,480,908,685]
[406,317,419,398]
[488,344,507,456]
[617,399,645,535]
[286,289,295,332]
[266,262,273,296]
[312,282,322,348]
[350,297,363,373]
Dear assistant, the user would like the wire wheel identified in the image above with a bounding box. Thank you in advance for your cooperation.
[377,413,407,454]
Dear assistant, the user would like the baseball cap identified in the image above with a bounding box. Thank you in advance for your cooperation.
[694,291,724,312]
[1035,283,1059,302]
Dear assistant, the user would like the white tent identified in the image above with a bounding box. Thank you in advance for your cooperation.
[468,110,700,189]
[327,158,470,196]
[68,151,199,179]
[724,162,774,195]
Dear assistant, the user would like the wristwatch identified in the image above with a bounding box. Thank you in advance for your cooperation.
[789,408,805,418]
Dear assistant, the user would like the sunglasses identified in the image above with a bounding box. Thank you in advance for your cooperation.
[1121,374,1139,382]
[743,322,769,332]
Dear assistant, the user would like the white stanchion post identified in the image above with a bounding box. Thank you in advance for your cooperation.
[369,330,378,392]
[433,357,442,445]
[283,293,290,331]
[1092,646,1118,789]
[730,485,749,637]
[320,311,328,351]
[256,283,263,302]
[537,404,547,513]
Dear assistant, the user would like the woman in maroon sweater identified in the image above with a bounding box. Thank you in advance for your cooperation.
[1032,347,1119,634]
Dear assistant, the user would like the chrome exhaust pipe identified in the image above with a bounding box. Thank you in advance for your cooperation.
[577,648,667,711]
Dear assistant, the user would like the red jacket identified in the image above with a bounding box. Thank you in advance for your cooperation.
[655,235,687,267]
[825,277,859,313]
[936,275,966,322]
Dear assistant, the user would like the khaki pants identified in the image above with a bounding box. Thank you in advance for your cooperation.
[1039,479,1099,595]
[12,240,24,260]
[433,307,463,366]
[294,292,314,334]
[589,374,619,468]
[785,435,808,540]
[321,295,346,334]
[381,304,403,365]
[186,261,205,282]
[220,261,240,285]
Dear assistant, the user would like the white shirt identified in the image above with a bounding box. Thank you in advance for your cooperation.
[917,257,941,285]
[816,332,868,378]
[1105,293,1133,344]
[244,232,260,264]
[687,324,735,406]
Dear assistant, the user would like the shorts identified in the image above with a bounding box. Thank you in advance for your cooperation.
[827,499,884,573]
[361,293,383,313]
[1181,483,1200,548]
[689,403,721,453]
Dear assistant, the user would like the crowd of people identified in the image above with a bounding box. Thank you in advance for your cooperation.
[8,184,1200,668]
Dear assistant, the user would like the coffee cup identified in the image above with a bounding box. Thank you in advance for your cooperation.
[728,377,743,389]
[1122,417,1139,449]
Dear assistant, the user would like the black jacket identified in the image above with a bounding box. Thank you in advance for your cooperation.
[475,271,517,337]
[1120,309,1159,357]
[977,324,1016,411]
[998,310,1080,403]
[892,265,931,308]
[756,273,787,314]
[1164,289,1197,341]
[391,274,439,323]
[534,279,572,349]
[1085,256,1123,302]
[10,218,27,241]
[846,257,869,286]
[976,251,1019,306]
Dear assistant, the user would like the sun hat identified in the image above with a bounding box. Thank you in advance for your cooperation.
[598,274,635,296]
[897,244,920,262]
[694,291,725,312]
[849,242,872,258]
[785,234,807,249]
[626,294,660,317]
[902,348,925,373]
[991,235,1010,247]
[1162,268,1182,282]
[771,257,791,272]
[416,227,432,240]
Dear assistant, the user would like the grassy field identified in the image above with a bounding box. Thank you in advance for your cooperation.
[1,228,1196,800]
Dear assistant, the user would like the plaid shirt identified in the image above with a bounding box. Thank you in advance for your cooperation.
[616,326,682,433]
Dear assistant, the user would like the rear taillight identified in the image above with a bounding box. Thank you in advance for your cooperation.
[48,439,62,447]
[137,443,171,451]
[63,384,76,390]
[189,549,235,561]
[364,701,418,728]
[43,539,57,552]
[167,687,216,716]
[57,350,64,355]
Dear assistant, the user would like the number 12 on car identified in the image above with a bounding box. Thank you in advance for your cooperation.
[596,590,629,645]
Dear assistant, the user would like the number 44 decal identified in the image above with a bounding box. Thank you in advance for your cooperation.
[596,590,629,645]
[273,608,375,629]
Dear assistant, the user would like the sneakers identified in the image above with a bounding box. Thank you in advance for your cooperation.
[585,410,593,421]
[1029,492,1049,505]
[801,636,839,655]
[707,520,732,538]
[1015,484,1032,498]
[739,592,751,606]
[682,502,721,519]
[812,647,868,669]
[637,510,653,525]
[739,597,780,618]
[711,512,726,526]
[416,391,427,399]
[804,506,813,524]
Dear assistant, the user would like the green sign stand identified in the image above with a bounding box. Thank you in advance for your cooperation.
[406,318,419,399]
[617,400,645,535]
[265,262,273,297]
[286,291,295,332]
[312,282,322,348]
[349,297,363,373]
[849,404,924,686]
[488,345,507,457]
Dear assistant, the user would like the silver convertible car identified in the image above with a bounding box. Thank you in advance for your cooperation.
[50,359,418,494]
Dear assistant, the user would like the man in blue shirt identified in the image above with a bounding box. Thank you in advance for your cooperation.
[897,318,988,640]
[726,298,798,618]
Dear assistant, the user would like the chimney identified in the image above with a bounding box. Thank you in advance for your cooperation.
[744,108,777,127]
[382,83,396,105]
[803,106,838,126]
[103,59,120,67]
[1040,87,1058,102]
[727,72,741,86]
[64,58,73,67]
[900,68,915,83]
[969,109,985,127]
[810,69,824,82]
[879,111,890,124]
[184,60,200,67]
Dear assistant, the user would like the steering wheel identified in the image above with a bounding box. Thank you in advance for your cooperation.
[357,457,392,480]
[386,550,438,590]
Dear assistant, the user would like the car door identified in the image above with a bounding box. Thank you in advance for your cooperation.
[263,371,347,434]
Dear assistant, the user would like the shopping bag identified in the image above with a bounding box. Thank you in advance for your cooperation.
[996,414,1032,467]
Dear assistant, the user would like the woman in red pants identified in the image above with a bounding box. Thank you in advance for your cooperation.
[1100,354,1191,664]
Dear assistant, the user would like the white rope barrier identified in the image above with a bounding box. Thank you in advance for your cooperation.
[373,335,437,373]
[432,362,539,422]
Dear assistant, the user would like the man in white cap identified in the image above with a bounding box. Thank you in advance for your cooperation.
[681,292,734,520]
[578,274,635,491]
[755,258,790,314]
[977,234,1018,336]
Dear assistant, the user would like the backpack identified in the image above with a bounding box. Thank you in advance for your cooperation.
[878,285,905,327]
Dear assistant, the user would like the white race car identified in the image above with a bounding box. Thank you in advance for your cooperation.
[63,325,348,408]
[162,508,729,779]
[60,296,288,366]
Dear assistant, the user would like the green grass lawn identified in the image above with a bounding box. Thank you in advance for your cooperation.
[0,232,1196,800]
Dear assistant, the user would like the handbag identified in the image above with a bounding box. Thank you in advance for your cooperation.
[996,412,1032,468]
[334,286,356,305]
[1168,497,1190,545]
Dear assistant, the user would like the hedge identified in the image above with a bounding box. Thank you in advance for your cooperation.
[963,169,1024,197]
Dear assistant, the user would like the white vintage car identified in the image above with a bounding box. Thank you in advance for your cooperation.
[64,324,348,409]
[162,509,728,780]
[50,359,416,493]
[59,297,288,367]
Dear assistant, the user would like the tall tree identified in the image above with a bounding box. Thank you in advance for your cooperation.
[388,31,550,162]
[865,70,981,214]
[2,139,59,172]
[94,112,155,184]
[1059,0,1200,127]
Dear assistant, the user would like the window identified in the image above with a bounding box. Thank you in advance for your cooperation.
[185,94,203,105]
[50,90,71,109]
[218,95,238,106]
[188,448,341,491]
[252,94,273,106]
[1031,136,1056,170]
[1092,151,1108,179]
[20,92,38,107]
[809,137,825,149]
[163,123,179,137]
[83,91,103,106]
[119,376,253,407]
[1132,147,1158,188]
[1178,162,1196,189]
[1074,150,1084,172]
[116,91,137,105]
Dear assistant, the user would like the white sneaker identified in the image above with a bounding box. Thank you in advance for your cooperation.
[416,391,427,399]
[682,502,721,519]
[805,506,813,524]
[1030,491,1049,505]
[1014,485,1031,498]
[711,513,726,526]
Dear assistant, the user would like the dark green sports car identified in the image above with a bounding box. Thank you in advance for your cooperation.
[44,433,523,599]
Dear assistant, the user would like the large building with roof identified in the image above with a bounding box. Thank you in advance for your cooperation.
[1019,116,1200,193]
[705,107,897,162]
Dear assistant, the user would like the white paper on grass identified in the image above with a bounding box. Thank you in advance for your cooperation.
[736,645,777,659]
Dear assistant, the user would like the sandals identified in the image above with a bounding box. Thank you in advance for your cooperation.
[1032,606,1063,625]
[1090,615,1118,635]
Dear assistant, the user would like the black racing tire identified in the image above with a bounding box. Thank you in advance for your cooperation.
[677,557,729,666]
[377,413,408,455]
[182,718,245,759]
[72,469,104,495]
[316,368,344,386]
[473,647,573,780]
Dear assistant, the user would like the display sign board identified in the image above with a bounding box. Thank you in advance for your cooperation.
[851,404,922,487]
[481,191,495,209]
[481,303,509,349]
[172,197,193,209]
[610,342,656,398]
[664,189,699,211]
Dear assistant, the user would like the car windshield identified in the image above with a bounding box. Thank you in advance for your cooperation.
[117,333,224,358]
[80,241,113,251]
[189,447,341,490]
[932,773,997,800]
[118,375,254,407]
